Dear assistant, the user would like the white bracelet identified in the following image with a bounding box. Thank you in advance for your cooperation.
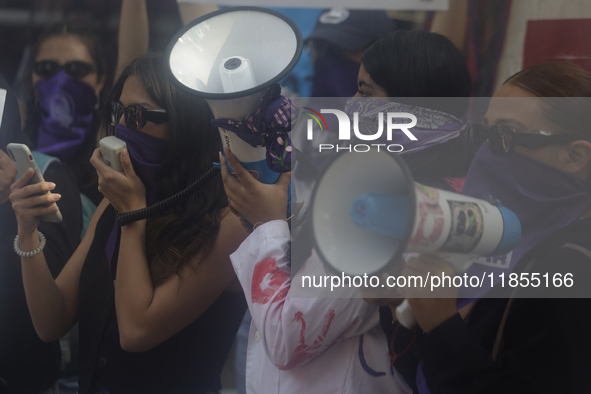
[14,232,46,258]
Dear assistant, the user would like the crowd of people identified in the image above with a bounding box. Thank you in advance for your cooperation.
[1,2,591,394]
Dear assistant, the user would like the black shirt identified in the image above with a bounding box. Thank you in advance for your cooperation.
[383,217,591,394]
[78,205,247,394]
[0,162,82,394]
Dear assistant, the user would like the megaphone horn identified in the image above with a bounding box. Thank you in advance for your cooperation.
[165,6,303,185]
[310,151,521,328]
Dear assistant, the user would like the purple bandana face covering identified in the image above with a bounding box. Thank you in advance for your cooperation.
[344,98,466,152]
[35,70,96,163]
[461,142,591,290]
[105,124,169,276]
[114,124,169,206]
[416,142,591,394]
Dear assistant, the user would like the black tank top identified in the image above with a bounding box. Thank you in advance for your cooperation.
[78,205,246,394]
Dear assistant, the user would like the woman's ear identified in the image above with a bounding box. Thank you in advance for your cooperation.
[565,140,591,180]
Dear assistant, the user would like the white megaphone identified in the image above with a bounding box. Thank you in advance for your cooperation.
[310,151,521,329]
[165,6,302,185]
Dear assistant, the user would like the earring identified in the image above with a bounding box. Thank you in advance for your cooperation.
[94,93,100,111]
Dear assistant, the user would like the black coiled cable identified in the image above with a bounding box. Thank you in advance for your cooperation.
[117,166,220,227]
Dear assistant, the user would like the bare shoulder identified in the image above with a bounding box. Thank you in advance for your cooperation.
[180,208,250,291]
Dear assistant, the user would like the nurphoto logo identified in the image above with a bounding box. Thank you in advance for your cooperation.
[304,108,418,153]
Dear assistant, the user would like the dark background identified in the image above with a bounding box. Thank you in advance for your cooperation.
[0,0,184,86]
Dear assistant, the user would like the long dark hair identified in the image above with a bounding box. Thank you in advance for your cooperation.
[361,30,471,108]
[361,30,473,182]
[104,52,227,286]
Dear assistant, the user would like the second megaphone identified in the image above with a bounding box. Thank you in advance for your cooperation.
[310,151,521,328]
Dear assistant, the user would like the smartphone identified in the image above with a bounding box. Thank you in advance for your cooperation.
[99,136,127,172]
[6,143,63,223]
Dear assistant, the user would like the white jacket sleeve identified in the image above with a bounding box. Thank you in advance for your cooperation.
[230,220,380,370]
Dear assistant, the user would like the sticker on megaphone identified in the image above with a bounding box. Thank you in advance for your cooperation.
[310,151,521,328]
[350,185,520,270]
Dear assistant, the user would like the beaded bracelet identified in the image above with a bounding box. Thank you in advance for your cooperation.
[13,232,46,258]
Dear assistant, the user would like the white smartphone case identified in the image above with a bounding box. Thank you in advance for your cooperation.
[6,143,63,223]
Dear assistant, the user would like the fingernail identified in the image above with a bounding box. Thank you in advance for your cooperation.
[49,183,56,189]
[122,149,128,158]
[219,151,223,161]
[53,194,61,200]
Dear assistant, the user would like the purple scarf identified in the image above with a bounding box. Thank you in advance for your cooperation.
[460,142,591,297]
[35,70,96,163]
[417,142,591,394]
[105,124,169,276]
[344,98,466,153]
[211,84,294,173]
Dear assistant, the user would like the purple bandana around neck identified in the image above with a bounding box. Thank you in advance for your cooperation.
[210,84,294,173]
[104,124,169,276]
[311,53,360,98]
[416,142,591,394]
[35,70,96,163]
[343,98,466,153]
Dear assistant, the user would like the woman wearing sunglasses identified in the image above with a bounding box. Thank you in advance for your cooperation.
[10,52,249,394]
[385,62,591,393]
[23,22,107,205]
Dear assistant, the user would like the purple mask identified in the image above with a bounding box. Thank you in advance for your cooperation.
[417,142,591,394]
[115,124,169,206]
[35,70,96,163]
[344,98,466,153]
[311,54,359,98]
[461,142,591,288]
[105,124,169,276]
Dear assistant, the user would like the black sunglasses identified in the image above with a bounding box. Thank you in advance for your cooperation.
[110,101,169,130]
[33,60,96,79]
[465,124,575,155]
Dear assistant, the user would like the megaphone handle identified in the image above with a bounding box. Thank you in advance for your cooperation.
[396,300,417,329]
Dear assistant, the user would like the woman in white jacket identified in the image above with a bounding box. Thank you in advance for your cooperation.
[221,149,408,393]
[221,30,473,394]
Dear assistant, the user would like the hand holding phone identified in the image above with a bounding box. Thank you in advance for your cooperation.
[99,136,127,172]
[6,143,62,223]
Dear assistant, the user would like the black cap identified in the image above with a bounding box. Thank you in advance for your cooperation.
[305,8,394,51]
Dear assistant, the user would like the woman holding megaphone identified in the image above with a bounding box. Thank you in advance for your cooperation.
[221,30,474,394]
[383,62,591,393]
[10,53,249,394]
